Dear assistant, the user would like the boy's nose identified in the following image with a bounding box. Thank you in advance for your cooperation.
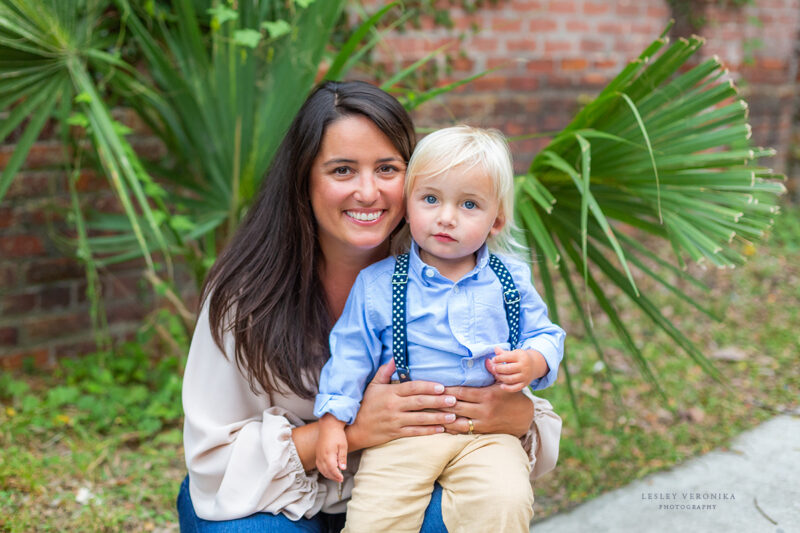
[438,205,456,227]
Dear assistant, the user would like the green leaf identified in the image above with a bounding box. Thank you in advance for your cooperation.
[326,2,398,81]
[261,20,291,39]
[74,91,92,103]
[207,5,238,25]
[168,215,195,232]
[233,29,262,49]
[66,113,89,128]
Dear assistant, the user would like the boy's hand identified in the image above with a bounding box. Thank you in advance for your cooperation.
[316,414,348,482]
[488,347,549,392]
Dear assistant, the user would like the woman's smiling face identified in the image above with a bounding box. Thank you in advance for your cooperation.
[309,114,406,258]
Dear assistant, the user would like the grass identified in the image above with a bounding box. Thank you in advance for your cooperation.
[0,311,188,532]
[1,206,799,531]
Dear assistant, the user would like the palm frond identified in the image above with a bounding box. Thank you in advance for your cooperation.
[517,31,785,407]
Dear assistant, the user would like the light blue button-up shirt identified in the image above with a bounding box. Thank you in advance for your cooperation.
[314,242,565,424]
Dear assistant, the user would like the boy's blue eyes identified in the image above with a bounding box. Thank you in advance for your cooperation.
[421,196,477,209]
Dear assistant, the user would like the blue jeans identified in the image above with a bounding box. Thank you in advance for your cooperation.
[177,476,448,532]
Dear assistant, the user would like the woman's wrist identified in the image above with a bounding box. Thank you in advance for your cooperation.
[291,422,320,472]
[510,390,536,437]
[344,420,368,452]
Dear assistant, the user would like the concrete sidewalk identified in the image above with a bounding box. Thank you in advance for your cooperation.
[531,414,800,533]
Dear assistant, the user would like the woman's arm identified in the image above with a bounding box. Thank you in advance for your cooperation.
[183,303,324,521]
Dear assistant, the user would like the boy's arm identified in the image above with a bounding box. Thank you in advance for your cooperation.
[504,259,566,390]
[316,414,348,482]
[314,271,388,424]
[489,346,549,392]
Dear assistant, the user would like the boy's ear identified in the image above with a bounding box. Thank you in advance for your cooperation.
[489,212,506,237]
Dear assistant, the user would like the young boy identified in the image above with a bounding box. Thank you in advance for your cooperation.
[314,126,565,533]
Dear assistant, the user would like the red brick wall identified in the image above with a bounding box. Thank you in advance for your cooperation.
[0,111,163,368]
[1,0,798,367]
[366,0,799,177]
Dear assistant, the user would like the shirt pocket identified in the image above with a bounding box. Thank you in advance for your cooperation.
[471,291,510,348]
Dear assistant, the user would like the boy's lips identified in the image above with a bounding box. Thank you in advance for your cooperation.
[433,233,456,242]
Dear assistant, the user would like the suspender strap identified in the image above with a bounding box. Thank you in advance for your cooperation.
[390,252,522,382]
[391,253,412,382]
[488,254,521,348]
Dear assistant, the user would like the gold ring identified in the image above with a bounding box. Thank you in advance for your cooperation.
[467,418,474,435]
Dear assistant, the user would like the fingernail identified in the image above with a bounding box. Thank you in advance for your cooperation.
[445,414,456,422]
[436,426,445,433]
[445,396,456,405]
[434,384,444,393]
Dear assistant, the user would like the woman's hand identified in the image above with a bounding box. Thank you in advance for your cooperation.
[345,360,457,451]
[441,357,535,437]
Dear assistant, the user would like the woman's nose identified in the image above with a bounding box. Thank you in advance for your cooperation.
[353,173,379,204]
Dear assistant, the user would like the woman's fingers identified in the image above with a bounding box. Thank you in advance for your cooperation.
[442,416,474,435]
[370,359,396,385]
[394,379,445,397]
[443,383,501,403]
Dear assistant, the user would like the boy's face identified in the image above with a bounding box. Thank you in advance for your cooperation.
[406,164,505,272]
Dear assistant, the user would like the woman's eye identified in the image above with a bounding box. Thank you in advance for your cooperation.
[333,166,351,176]
[424,195,437,204]
[463,200,477,210]
[378,164,397,174]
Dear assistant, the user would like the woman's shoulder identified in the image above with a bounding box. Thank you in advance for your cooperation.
[356,255,398,287]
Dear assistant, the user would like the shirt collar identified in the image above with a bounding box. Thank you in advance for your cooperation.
[408,241,491,284]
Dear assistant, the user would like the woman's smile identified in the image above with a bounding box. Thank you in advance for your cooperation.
[345,209,384,223]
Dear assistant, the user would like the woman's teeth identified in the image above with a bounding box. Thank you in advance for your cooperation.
[346,211,381,221]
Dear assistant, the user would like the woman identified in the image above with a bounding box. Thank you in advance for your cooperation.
[177,81,561,532]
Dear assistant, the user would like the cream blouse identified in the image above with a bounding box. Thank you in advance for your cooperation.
[183,301,562,521]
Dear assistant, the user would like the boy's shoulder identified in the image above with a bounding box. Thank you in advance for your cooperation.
[491,252,532,278]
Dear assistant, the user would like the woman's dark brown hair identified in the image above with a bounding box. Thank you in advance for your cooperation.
[200,81,416,399]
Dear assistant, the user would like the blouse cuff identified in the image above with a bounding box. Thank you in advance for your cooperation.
[520,389,562,481]
[257,407,326,520]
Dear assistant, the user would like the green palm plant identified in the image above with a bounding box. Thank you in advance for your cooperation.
[1,0,356,328]
[0,0,477,325]
[515,27,785,406]
[0,3,785,402]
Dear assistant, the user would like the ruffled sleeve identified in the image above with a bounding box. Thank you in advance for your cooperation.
[520,389,562,481]
[182,301,325,520]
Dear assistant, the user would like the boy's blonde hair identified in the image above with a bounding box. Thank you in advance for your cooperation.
[395,125,527,257]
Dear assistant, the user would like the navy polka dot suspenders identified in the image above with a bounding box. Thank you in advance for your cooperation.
[390,253,521,383]
[391,253,412,381]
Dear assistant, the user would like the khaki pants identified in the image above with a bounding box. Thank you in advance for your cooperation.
[343,432,533,533]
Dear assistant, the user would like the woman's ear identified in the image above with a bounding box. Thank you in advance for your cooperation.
[489,212,506,237]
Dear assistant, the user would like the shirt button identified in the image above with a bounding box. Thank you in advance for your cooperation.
[425,269,434,278]
[453,285,460,294]
[467,360,474,368]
